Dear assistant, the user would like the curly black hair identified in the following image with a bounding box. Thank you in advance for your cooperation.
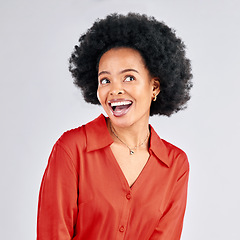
[69,13,193,116]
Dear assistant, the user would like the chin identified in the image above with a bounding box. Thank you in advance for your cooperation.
[107,113,134,128]
[104,107,149,128]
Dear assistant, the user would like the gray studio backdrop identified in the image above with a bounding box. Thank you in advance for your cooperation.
[1,0,240,239]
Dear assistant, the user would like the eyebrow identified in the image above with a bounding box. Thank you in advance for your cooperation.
[98,71,110,77]
[98,68,139,77]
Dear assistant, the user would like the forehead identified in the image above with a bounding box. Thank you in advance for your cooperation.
[98,47,146,71]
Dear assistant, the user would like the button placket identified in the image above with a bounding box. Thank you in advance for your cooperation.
[117,190,133,239]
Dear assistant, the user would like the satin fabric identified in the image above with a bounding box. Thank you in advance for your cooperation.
[37,114,189,240]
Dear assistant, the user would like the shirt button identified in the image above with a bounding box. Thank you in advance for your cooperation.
[126,193,131,200]
[119,226,125,232]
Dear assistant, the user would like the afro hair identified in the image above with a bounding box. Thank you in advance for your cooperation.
[69,13,193,116]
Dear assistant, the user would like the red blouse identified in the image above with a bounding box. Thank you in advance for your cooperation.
[37,114,189,240]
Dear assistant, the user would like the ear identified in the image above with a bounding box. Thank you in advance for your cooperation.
[151,78,160,96]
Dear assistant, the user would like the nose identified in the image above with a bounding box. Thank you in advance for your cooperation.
[110,82,125,96]
[110,89,124,95]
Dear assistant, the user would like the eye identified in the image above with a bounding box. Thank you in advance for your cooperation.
[99,78,110,85]
[124,76,135,82]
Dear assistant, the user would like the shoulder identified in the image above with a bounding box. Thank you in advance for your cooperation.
[58,126,86,147]
[55,114,106,156]
[161,138,189,170]
[161,138,188,159]
[150,125,189,171]
[50,126,86,164]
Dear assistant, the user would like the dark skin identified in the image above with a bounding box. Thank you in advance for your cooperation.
[97,47,160,187]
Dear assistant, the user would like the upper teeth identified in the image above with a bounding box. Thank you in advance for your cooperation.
[110,101,132,107]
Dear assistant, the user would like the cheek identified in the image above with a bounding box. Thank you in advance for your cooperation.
[137,84,153,99]
[142,87,154,106]
[97,88,107,105]
[97,89,100,102]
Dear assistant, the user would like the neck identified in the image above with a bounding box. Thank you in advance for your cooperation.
[108,118,150,149]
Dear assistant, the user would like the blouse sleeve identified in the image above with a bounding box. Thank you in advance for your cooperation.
[149,160,189,240]
[37,141,78,240]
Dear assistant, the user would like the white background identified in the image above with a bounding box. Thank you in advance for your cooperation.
[1,0,240,239]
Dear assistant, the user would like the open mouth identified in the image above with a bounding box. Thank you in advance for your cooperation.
[108,100,133,117]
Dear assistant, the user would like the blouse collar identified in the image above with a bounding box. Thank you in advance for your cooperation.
[85,114,170,167]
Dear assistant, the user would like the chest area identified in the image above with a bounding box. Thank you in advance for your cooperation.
[110,143,150,187]
[76,147,175,239]
[78,147,174,209]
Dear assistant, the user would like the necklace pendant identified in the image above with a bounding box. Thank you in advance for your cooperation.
[130,150,134,155]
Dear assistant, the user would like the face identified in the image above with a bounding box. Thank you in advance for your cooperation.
[97,47,160,128]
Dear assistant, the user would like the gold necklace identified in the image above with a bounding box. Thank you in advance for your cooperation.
[110,123,150,155]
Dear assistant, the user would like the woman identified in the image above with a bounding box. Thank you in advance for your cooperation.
[37,13,192,240]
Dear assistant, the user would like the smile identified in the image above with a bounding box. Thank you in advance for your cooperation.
[108,99,133,117]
